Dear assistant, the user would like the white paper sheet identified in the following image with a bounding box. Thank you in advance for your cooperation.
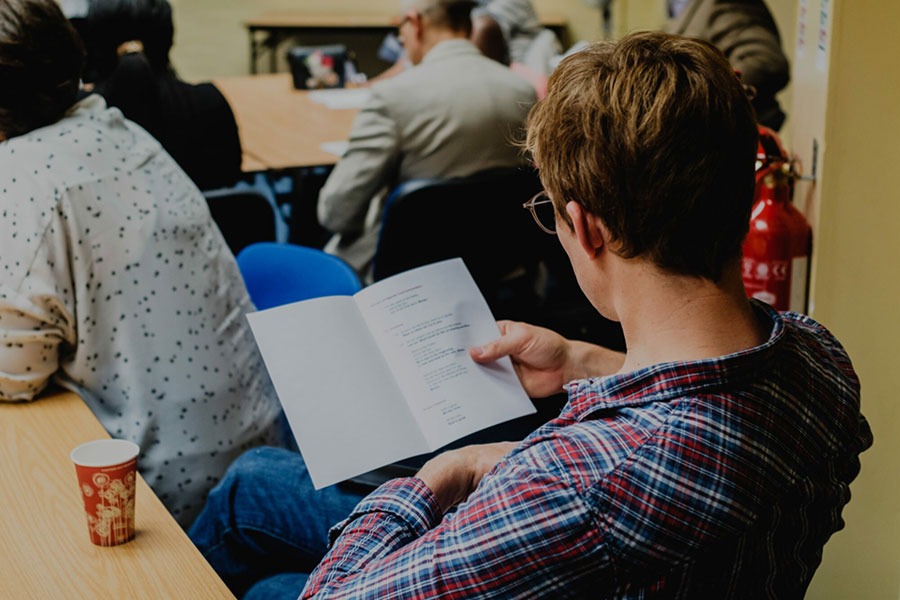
[320,141,349,157]
[247,296,427,489]
[307,88,372,110]
[356,259,535,450]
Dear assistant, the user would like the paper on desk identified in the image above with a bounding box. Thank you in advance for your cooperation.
[320,141,349,157]
[308,88,371,110]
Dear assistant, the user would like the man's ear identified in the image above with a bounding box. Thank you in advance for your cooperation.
[409,11,424,41]
[565,201,606,259]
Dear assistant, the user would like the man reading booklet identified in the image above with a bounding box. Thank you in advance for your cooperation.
[189,32,871,599]
[245,258,536,489]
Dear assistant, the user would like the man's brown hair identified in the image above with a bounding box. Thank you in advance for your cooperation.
[0,0,85,139]
[525,32,758,281]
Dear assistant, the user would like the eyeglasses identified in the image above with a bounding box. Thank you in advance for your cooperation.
[523,191,557,235]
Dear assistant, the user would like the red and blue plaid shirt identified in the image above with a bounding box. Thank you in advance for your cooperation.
[302,302,872,599]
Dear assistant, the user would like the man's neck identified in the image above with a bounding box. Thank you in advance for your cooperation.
[613,262,768,374]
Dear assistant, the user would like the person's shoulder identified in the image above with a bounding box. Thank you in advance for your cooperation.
[368,73,407,102]
[778,310,864,425]
[466,52,539,99]
[501,65,540,100]
[2,95,165,192]
[168,79,230,110]
[745,308,869,462]
[0,134,61,237]
[0,114,86,264]
[0,106,86,202]
[513,407,678,493]
[779,311,857,386]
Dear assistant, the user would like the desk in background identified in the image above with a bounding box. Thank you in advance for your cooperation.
[0,389,235,599]
[214,73,359,172]
[245,12,568,74]
[213,73,360,246]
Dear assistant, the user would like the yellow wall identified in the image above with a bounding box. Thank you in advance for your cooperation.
[794,1,900,597]
[167,0,798,82]
[168,0,606,81]
[612,0,665,36]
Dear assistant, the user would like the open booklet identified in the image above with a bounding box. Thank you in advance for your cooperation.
[246,258,536,489]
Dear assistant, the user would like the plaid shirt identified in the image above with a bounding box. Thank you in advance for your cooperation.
[302,302,872,599]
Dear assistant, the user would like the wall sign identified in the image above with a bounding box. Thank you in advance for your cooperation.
[816,0,833,72]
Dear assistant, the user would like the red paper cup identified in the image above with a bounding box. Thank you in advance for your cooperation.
[70,439,139,547]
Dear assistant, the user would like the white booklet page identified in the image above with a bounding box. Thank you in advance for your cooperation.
[247,259,535,488]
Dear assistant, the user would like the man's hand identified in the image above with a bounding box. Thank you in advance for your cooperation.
[416,442,518,513]
[469,321,575,398]
[470,321,626,398]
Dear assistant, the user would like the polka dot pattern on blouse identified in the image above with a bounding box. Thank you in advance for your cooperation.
[0,95,288,527]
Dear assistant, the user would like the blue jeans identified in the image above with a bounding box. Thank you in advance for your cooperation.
[188,447,365,600]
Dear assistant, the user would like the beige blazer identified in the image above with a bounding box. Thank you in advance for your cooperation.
[317,39,537,275]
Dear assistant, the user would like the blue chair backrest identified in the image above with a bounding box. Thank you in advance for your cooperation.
[237,242,362,310]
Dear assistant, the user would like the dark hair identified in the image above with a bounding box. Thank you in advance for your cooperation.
[80,0,175,141]
[0,0,85,139]
[525,32,759,281]
[81,0,174,82]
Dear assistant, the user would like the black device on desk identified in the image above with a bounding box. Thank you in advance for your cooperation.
[287,45,349,90]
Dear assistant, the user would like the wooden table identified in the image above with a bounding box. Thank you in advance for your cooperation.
[214,73,359,172]
[0,389,235,599]
[245,11,567,73]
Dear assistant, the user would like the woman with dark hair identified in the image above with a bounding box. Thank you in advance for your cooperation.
[0,0,289,527]
[78,0,243,190]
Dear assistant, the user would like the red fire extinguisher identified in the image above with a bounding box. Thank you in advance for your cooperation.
[742,126,812,313]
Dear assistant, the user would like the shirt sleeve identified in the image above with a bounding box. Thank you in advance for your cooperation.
[0,199,76,401]
[301,464,608,599]
[317,88,399,235]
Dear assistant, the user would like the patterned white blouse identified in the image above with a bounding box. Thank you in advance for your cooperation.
[0,96,287,526]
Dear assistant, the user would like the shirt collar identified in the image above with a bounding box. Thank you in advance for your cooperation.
[66,93,107,117]
[420,39,481,66]
[563,300,785,421]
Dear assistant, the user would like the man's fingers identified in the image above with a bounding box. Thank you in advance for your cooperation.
[495,320,515,334]
[469,341,504,362]
[470,322,526,363]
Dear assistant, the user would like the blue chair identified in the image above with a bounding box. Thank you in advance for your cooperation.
[236,242,361,310]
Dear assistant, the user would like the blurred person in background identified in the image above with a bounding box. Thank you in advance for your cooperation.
[666,0,790,129]
[0,0,290,527]
[374,0,557,90]
[77,0,243,190]
[317,0,536,279]
[470,0,549,66]
[470,0,560,96]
